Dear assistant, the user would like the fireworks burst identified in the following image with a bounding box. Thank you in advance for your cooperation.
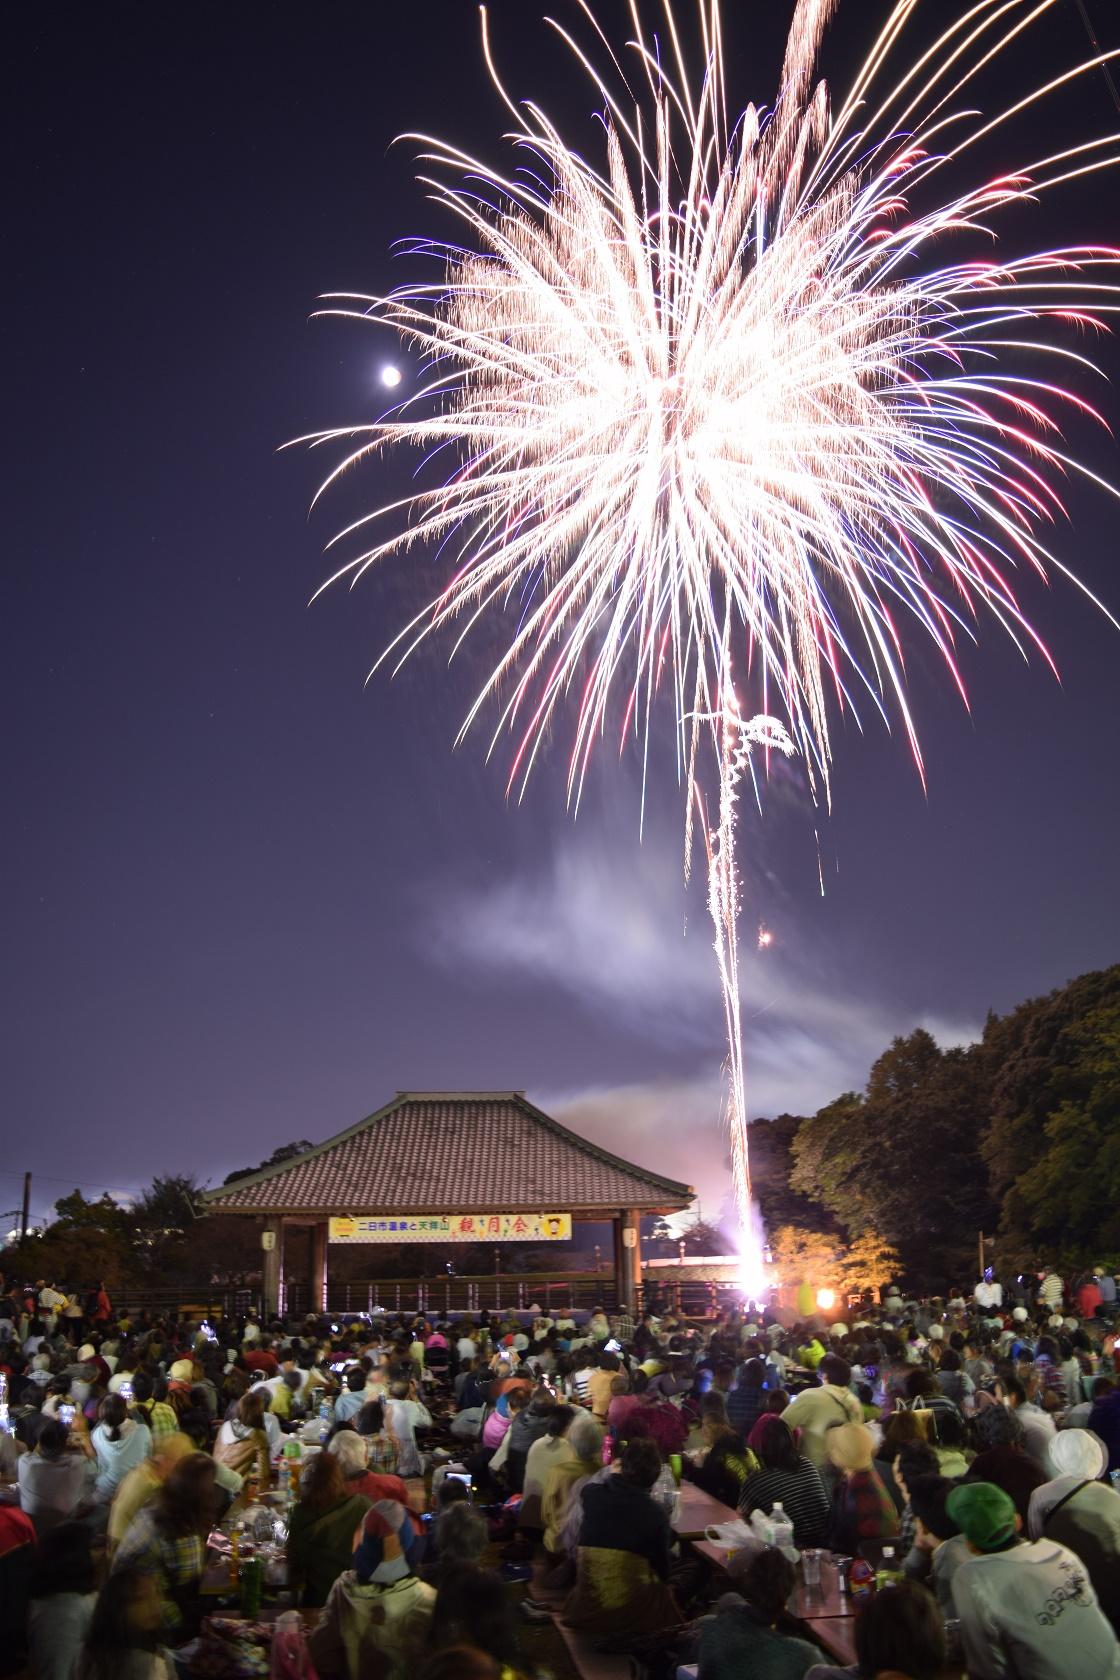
[299,1,1119,1283]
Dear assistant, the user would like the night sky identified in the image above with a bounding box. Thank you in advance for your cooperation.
[7,2,1120,1234]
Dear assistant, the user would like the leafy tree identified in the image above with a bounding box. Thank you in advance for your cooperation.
[134,1174,203,1234]
[998,1000,1120,1264]
[841,1231,902,1295]
[748,1114,837,1234]
[768,1224,842,1287]
[790,1030,997,1287]
[982,966,1120,1260]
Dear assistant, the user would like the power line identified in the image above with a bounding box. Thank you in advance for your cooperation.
[1074,0,1120,115]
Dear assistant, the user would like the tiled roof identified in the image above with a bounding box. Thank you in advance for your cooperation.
[203,1091,692,1215]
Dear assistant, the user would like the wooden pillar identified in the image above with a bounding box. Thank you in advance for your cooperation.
[619,1208,640,1314]
[261,1221,281,1320]
[311,1221,328,1315]
[612,1215,625,1310]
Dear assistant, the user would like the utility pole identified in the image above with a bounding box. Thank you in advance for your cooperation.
[20,1173,31,1244]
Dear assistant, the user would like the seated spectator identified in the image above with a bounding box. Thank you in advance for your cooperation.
[423,1502,488,1588]
[904,1474,970,1613]
[607,1369,646,1437]
[429,1563,523,1672]
[825,1424,900,1555]
[0,1504,36,1677]
[780,1356,862,1470]
[966,1403,1046,1526]
[504,1387,555,1493]
[75,1567,174,1680]
[85,1395,151,1504]
[521,1404,575,1533]
[831,1578,946,1680]
[1028,1428,1120,1632]
[127,1372,178,1445]
[28,1522,97,1680]
[17,1417,96,1535]
[698,1548,819,1679]
[384,1378,432,1478]
[934,1348,975,1413]
[107,1432,195,1556]
[287,1445,373,1607]
[947,1480,1120,1680]
[353,1398,398,1472]
[739,1415,830,1548]
[681,1394,756,1509]
[213,1389,271,1486]
[628,1388,689,1458]
[931,1406,971,1477]
[1003,1374,1057,1470]
[890,1440,940,1554]
[309,1500,435,1680]
[725,1358,767,1438]
[110,1453,217,1642]
[562,1437,680,1645]
[328,1427,416,1515]
[1089,1380,1120,1472]
[541,1411,602,1561]
[333,1367,366,1424]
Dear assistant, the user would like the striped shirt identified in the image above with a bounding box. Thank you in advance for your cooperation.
[738,1457,831,1547]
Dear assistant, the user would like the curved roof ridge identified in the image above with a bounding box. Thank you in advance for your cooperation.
[202,1090,693,1213]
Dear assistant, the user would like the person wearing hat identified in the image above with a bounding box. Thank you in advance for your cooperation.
[1027,1430,1120,1631]
[947,1480,1120,1679]
[308,1499,434,1680]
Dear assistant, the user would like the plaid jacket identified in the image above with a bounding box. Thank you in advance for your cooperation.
[132,1399,179,1444]
[113,1507,204,1635]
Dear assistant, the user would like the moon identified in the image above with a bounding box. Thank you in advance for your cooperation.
[379,364,402,389]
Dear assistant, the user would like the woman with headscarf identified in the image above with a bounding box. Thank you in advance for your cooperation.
[309,1500,435,1680]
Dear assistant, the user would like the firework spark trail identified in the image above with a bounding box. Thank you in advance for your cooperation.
[299,0,1120,1283]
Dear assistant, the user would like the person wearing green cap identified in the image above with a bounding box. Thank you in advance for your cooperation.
[947,1480,1120,1678]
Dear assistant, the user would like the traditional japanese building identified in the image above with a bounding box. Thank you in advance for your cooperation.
[202,1090,693,1314]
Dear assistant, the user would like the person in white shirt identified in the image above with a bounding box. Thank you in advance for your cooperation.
[1006,1376,1057,1471]
[948,1480,1120,1679]
[384,1380,431,1478]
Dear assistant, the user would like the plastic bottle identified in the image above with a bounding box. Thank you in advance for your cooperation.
[228,1527,241,1588]
[602,1433,614,1466]
[875,1546,903,1590]
[318,1399,332,1442]
[652,1463,677,1516]
[277,1459,290,1500]
[849,1557,875,1602]
[769,1501,794,1553]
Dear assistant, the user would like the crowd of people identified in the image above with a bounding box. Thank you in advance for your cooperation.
[0,1264,1118,1679]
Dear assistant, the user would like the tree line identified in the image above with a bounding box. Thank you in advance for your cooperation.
[748,962,1120,1290]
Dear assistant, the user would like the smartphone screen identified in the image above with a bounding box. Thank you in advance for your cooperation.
[59,1403,76,1426]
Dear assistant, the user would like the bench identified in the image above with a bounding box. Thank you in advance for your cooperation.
[554,1619,635,1680]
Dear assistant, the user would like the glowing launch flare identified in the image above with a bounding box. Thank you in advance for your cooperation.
[300,1,1120,1267]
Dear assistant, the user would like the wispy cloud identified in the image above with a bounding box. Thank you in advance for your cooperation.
[426,818,979,1229]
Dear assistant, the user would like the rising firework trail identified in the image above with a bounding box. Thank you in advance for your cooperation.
[298,0,1120,1288]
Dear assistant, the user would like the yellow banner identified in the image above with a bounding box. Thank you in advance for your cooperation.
[328,1212,572,1244]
